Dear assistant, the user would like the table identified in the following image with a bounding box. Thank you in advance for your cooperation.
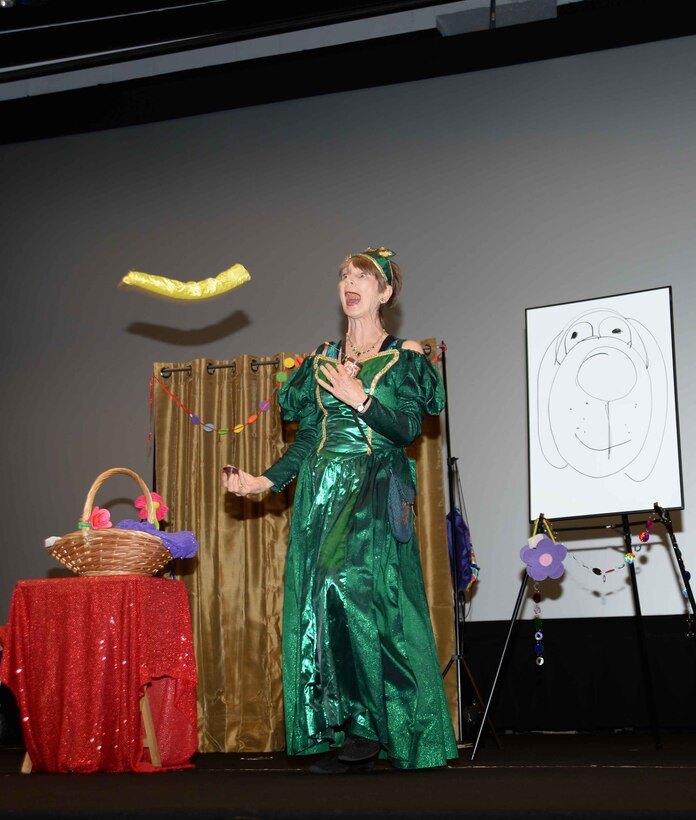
[0,576,198,773]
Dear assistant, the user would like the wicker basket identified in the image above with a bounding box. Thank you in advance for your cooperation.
[47,467,173,576]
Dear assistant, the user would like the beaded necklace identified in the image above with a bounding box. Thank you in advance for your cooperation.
[345,329,386,359]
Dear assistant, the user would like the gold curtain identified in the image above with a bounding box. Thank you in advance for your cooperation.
[153,341,455,753]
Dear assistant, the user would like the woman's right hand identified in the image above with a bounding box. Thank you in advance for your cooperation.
[222,466,272,497]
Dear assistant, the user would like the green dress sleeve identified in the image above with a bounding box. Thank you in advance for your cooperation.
[360,349,445,447]
[262,355,320,492]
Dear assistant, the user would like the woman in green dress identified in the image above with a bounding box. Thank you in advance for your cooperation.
[222,247,458,772]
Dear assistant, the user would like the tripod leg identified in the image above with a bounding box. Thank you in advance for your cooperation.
[460,656,502,749]
[470,572,528,761]
[659,507,696,618]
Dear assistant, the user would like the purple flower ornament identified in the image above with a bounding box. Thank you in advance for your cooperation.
[520,534,567,581]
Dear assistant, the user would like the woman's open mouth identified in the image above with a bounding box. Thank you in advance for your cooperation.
[344,291,361,307]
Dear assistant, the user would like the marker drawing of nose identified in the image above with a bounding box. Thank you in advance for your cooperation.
[576,348,637,402]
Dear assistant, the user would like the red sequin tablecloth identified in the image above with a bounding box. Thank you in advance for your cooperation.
[0,576,198,773]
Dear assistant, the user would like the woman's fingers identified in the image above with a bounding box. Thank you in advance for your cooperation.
[316,375,334,395]
[222,467,269,497]
[319,363,339,387]
[318,362,366,408]
[238,471,250,494]
[222,466,245,495]
[319,363,352,394]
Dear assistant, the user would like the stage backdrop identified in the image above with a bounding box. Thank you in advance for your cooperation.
[4,34,696,629]
[152,342,456,752]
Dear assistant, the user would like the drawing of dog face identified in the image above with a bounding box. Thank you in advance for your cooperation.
[537,307,668,480]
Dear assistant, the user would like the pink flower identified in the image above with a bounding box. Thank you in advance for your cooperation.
[88,506,112,530]
[134,492,169,522]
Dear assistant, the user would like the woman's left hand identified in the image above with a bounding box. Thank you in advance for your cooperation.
[317,361,367,409]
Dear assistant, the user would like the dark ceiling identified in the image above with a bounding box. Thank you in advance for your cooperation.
[2,0,696,144]
[0,1,453,78]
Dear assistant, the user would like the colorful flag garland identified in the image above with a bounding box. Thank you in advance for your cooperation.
[150,355,306,441]
[150,344,443,443]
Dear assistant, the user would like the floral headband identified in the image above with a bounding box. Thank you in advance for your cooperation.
[349,246,395,286]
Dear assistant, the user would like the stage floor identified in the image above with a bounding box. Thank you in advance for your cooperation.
[2,733,696,819]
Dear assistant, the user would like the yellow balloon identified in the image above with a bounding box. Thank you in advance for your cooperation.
[121,264,251,300]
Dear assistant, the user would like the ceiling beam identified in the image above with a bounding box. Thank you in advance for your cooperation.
[1,0,694,144]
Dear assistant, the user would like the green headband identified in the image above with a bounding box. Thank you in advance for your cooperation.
[351,246,395,286]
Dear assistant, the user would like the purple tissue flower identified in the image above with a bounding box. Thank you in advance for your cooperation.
[520,534,567,581]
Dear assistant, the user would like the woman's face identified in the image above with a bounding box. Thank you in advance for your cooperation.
[338,261,390,319]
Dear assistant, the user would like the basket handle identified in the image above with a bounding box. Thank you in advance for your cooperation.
[80,467,159,527]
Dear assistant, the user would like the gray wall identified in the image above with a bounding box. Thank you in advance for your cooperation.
[2,35,695,623]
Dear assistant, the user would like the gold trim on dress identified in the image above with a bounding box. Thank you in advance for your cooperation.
[313,349,400,452]
[366,350,399,447]
[314,362,329,452]
[368,349,399,390]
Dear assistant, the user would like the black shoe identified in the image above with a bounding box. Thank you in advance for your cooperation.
[338,734,382,763]
[309,753,375,775]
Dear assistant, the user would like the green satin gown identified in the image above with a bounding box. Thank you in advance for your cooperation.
[263,338,458,769]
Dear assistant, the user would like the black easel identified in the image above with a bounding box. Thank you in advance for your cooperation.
[652,503,696,626]
[469,514,553,761]
[469,509,689,760]
[438,340,501,749]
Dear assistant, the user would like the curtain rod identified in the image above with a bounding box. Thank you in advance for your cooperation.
[159,344,435,379]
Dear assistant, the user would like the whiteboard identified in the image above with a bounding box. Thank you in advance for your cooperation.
[526,286,683,520]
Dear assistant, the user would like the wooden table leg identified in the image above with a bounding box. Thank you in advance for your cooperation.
[140,685,162,768]
[20,689,162,772]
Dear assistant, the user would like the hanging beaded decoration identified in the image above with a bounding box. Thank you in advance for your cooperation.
[570,552,630,583]
[532,584,544,667]
[638,516,654,544]
[520,517,567,667]
[570,515,653,583]
[149,355,305,445]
